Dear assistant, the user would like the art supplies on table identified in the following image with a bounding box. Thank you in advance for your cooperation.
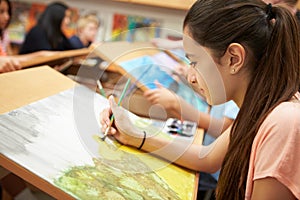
[163,118,197,137]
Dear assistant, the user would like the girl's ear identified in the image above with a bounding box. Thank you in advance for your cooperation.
[225,43,246,74]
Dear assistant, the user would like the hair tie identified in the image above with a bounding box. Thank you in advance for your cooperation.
[266,3,275,20]
[137,131,146,150]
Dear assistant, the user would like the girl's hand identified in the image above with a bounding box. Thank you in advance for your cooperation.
[99,106,117,135]
[100,96,144,147]
[143,81,178,111]
[0,57,21,73]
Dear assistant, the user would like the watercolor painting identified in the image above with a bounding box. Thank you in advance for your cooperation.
[0,85,197,199]
[54,144,182,199]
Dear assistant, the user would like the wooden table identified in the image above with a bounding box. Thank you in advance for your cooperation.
[19,48,91,69]
[0,66,202,200]
[0,66,76,199]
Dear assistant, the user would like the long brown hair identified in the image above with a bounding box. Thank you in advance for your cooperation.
[184,0,300,199]
[37,2,69,49]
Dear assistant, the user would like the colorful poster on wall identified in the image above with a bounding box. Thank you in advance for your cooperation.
[7,1,31,44]
[112,13,161,42]
[25,3,46,32]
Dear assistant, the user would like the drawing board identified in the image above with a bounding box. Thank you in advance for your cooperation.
[0,84,198,200]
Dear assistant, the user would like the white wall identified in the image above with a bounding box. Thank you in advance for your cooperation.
[14,0,187,41]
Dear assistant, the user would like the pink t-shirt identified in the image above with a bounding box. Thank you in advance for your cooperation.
[245,93,300,199]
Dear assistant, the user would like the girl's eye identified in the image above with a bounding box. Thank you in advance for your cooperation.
[189,61,197,68]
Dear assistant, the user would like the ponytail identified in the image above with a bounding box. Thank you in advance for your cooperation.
[217,4,300,200]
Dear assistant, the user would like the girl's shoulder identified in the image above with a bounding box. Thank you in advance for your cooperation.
[267,100,300,127]
[262,93,300,134]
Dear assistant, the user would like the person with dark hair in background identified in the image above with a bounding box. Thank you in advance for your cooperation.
[0,0,12,56]
[0,0,57,73]
[0,0,22,73]
[100,0,300,199]
[19,1,74,54]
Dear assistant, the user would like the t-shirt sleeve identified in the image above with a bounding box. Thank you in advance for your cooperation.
[253,102,300,198]
[209,100,239,120]
[69,36,85,49]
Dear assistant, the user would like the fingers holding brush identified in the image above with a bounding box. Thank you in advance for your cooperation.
[99,107,117,135]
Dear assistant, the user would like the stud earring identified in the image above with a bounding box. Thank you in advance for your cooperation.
[231,68,236,74]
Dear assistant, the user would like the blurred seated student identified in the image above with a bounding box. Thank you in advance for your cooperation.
[100,0,300,199]
[0,0,12,56]
[0,0,56,73]
[19,2,74,54]
[69,13,100,49]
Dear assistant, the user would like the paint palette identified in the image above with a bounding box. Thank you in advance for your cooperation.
[163,118,197,137]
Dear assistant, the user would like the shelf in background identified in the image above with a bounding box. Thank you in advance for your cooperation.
[113,0,196,10]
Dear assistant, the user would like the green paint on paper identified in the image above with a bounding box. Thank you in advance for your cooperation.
[54,140,180,200]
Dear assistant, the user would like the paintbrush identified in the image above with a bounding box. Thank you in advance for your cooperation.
[101,66,150,142]
[101,78,131,141]
[96,79,117,148]
[96,79,107,97]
